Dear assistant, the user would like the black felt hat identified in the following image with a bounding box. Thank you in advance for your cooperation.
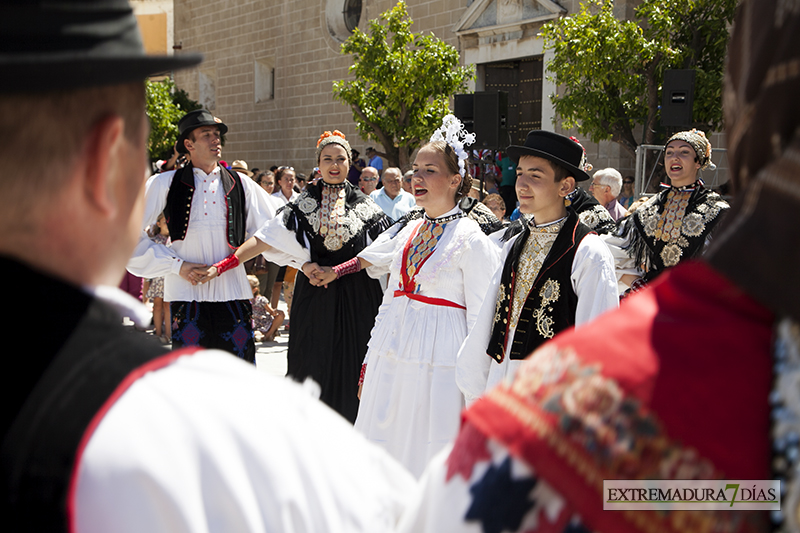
[506,131,591,182]
[0,0,202,93]
[176,109,228,154]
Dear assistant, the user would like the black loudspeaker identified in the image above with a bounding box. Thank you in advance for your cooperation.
[474,91,508,149]
[661,69,696,127]
[453,93,474,133]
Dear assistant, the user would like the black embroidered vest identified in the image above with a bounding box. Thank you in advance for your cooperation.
[165,163,247,249]
[1,258,176,531]
[487,210,592,362]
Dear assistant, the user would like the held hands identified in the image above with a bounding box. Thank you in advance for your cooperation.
[303,262,338,288]
[179,262,210,285]
[193,266,219,284]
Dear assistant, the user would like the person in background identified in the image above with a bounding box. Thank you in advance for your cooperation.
[366,147,384,176]
[618,175,636,209]
[588,167,628,222]
[247,275,284,343]
[142,213,171,343]
[360,166,379,195]
[295,173,308,192]
[481,193,506,222]
[402,169,414,194]
[272,166,299,205]
[348,149,366,186]
[1,1,414,530]
[230,159,253,178]
[370,166,416,222]
[498,151,518,218]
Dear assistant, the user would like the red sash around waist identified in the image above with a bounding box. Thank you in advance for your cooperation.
[393,290,466,309]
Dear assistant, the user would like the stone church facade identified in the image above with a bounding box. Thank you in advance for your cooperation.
[170,0,644,176]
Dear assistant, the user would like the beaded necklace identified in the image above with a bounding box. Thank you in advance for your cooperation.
[318,181,348,251]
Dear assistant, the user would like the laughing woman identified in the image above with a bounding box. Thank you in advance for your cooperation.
[201,131,391,423]
[603,129,730,294]
[314,116,501,477]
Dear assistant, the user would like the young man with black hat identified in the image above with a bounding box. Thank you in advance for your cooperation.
[1,1,414,530]
[456,131,618,403]
[127,108,276,363]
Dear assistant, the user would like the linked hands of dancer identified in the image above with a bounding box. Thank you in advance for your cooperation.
[303,262,337,288]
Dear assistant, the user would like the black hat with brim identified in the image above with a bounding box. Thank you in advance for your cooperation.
[176,109,228,154]
[0,0,202,93]
[506,130,591,182]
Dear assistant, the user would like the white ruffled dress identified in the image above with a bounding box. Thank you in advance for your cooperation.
[354,206,500,478]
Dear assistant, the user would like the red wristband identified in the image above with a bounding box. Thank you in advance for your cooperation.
[358,363,367,386]
[332,257,361,279]
[214,253,240,275]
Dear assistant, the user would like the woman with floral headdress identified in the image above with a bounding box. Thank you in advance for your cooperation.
[201,130,391,423]
[310,116,501,477]
[604,129,730,294]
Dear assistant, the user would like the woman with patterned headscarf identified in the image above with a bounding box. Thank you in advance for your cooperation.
[202,130,392,423]
[604,128,730,294]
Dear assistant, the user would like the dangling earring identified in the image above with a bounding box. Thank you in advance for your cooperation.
[564,197,572,207]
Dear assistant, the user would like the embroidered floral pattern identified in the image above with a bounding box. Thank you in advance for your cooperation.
[626,183,729,276]
[507,218,567,330]
[508,344,718,480]
[287,183,385,252]
[532,280,561,339]
[577,204,611,232]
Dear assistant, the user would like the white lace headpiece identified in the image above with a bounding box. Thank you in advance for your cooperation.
[429,114,476,177]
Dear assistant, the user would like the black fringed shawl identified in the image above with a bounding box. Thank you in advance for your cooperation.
[619,181,729,283]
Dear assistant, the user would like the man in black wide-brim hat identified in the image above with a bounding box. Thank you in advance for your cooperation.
[126,102,277,363]
[455,130,619,403]
[0,1,414,531]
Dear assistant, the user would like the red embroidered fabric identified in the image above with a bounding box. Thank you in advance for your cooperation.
[461,261,773,533]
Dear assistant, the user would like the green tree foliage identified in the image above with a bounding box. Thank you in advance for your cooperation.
[540,0,737,157]
[145,79,202,161]
[333,1,474,169]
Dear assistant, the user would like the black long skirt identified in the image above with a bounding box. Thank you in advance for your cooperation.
[286,269,384,423]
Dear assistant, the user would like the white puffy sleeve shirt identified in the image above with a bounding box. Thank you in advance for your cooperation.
[73,350,416,533]
[127,167,275,302]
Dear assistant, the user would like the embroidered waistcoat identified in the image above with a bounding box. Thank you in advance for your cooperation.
[487,210,592,362]
[165,163,247,249]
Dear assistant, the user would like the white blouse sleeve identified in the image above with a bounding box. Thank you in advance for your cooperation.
[571,234,620,326]
[455,238,512,404]
[359,221,408,279]
[600,219,643,290]
[126,172,184,279]
[74,351,415,533]
[254,212,312,270]
[241,174,277,237]
[460,231,502,331]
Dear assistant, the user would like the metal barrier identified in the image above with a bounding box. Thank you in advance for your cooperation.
[634,144,729,198]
